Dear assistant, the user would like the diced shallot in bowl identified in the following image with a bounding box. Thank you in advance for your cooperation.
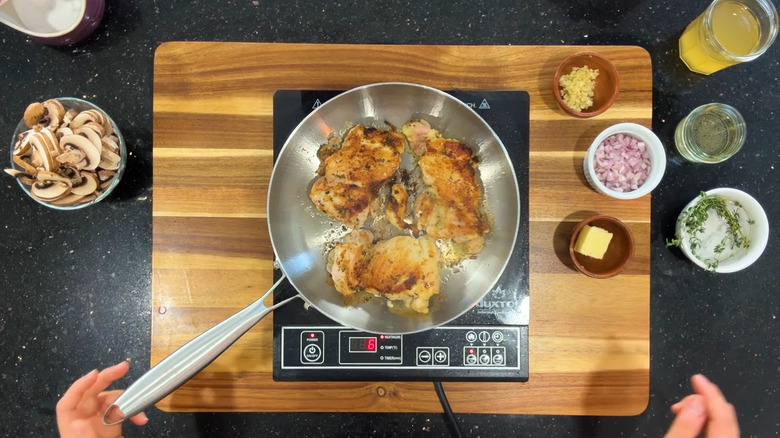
[583,123,666,200]
[593,133,652,193]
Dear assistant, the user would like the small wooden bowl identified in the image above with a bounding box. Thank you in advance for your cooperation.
[553,51,620,118]
[569,215,634,279]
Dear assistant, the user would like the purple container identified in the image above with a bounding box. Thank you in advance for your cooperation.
[0,0,104,46]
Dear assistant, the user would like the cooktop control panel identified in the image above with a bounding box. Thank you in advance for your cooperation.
[276,325,528,381]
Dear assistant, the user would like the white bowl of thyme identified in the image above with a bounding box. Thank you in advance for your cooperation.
[668,188,769,273]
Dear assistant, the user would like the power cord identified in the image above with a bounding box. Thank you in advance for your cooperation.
[433,381,464,438]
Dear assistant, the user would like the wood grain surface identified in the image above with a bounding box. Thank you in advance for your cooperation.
[152,43,652,415]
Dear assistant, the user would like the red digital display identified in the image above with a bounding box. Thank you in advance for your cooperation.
[349,337,378,353]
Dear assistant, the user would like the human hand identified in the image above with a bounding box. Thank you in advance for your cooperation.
[56,361,148,438]
[664,374,739,438]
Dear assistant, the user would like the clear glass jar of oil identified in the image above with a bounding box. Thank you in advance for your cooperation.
[674,103,746,164]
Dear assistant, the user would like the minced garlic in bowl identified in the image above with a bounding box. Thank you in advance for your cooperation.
[559,66,599,112]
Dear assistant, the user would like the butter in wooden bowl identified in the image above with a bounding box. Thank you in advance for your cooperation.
[569,215,634,279]
[573,224,613,259]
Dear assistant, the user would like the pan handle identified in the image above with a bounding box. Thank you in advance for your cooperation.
[102,273,298,425]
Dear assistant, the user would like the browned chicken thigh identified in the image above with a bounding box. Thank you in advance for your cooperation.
[310,125,405,228]
[362,235,441,314]
[401,121,490,256]
[327,230,441,314]
[416,137,490,241]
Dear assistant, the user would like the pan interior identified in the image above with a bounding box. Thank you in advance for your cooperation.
[268,83,520,334]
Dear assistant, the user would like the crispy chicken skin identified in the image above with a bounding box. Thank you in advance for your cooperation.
[327,231,441,314]
[310,125,405,228]
[327,230,373,298]
[386,183,409,231]
[415,137,490,246]
[310,178,375,227]
[363,235,441,314]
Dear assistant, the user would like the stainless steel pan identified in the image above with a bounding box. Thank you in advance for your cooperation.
[104,83,520,424]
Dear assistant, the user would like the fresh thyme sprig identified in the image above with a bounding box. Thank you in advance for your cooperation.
[666,192,753,271]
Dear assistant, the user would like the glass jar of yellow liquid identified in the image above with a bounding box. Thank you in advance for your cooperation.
[679,0,779,74]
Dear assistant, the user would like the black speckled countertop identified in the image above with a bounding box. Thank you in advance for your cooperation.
[0,0,778,436]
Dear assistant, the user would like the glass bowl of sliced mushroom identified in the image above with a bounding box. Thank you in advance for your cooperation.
[5,97,126,209]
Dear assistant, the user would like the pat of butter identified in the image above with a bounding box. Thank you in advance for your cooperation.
[574,225,613,259]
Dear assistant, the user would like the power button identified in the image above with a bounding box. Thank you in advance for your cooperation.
[301,331,324,364]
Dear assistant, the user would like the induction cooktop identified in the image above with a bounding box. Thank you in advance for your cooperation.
[271,89,530,382]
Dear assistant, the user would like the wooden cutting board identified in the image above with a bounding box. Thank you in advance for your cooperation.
[152,43,651,415]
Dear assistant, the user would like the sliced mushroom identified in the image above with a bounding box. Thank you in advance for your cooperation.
[42,99,65,130]
[100,113,113,137]
[12,155,38,177]
[13,130,34,156]
[36,171,72,184]
[86,109,110,135]
[58,166,82,186]
[55,150,86,167]
[59,134,101,171]
[73,125,103,155]
[55,126,73,140]
[29,132,56,171]
[71,109,107,130]
[23,102,45,128]
[80,121,106,138]
[51,192,97,207]
[48,193,87,206]
[28,148,44,168]
[69,111,92,129]
[31,173,72,202]
[99,148,121,171]
[37,127,62,156]
[84,109,112,137]
[97,169,116,182]
[23,100,66,130]
[71,172,99,196]
[97,169,116,190]
[101,136,120,154]
[4,168,37,186]
[62,108,79,126]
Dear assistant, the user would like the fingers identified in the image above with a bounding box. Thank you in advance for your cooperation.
[129,411,149,426]
[691,374,739,437]
[671,394,700,415]
[56,369,99,413]
[664,394,707,438]
[98,389,149,427]
[97,389,124,405]
[86,361,130,398]
[691,374,726,401]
